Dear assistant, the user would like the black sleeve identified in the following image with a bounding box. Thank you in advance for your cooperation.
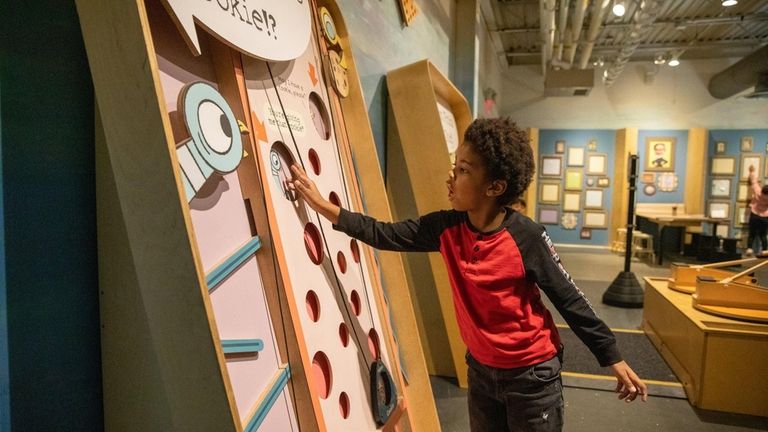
[332,208,445,252]
[517,225,622,367]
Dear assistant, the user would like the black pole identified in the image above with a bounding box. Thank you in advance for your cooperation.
[603,154,644,308]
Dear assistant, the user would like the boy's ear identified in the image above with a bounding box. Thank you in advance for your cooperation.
[487,179,507,197]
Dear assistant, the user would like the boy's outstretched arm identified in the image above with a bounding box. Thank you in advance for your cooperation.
[519,227,648,403]
[290,164,341,224]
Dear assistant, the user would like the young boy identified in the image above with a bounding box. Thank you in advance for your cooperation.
[290,118,646,431]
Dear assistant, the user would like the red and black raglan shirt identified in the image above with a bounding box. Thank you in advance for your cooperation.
[333,207,622,369]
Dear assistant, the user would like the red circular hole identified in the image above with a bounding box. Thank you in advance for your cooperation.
[308,148,321,175]
[305,290,320,322]
[350,239,360,263]
[312,352,332,399]
[339,392,350,419]
[350,290,361,316]
[337,251,347,274]
[368,328,380,359]
[339,323,349,347]
[304,223,324,265]
[328,191,341,207]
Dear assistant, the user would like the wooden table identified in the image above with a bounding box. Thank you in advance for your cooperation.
[643,277,768,416]
[635,213,728,265]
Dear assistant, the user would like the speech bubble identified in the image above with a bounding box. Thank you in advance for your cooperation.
[161,0,310,61]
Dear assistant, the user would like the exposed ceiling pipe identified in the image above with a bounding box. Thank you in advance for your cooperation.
[539,0,557,76]
[577,0,610,69]
[603,0,665,86]
[555,0,570,62]
[566,0,589,66]
[708,45,768,99]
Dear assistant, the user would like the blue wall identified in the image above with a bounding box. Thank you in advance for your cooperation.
[337,0,454,173]
[636,129,688,204]
[538,130,616,246]
[0,77,9,432]
[1,2,102,430]
[706,129,768,239]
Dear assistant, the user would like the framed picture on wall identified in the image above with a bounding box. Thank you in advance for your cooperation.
[597,177,610,187]
[584,189,604,209]
[710,178,731,198]
[583,211,608,229]
[540,155,563,177]
[708,201,731,219]
[737,205,749,225]
[644,137,676,171]
[641,172,655,183]
[715,141,726,154]
[565,169,583,190]
[738,182,750,201]
[741,136,754,152]
[538,207,559,225]
[539,181,561,204]
[586,153,607,175]
[740,153,763,181]
[588,139,597,151]
[711,157,736,175]
[563,192,581,211]
[567,147,585,166]
[555,140,566,154]
[580,228,592,239]
[764,158,768,178]
[716,224,729,238]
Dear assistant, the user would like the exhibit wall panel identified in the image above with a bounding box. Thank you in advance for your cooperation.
[636,129,688,204]
[0,77,8,432]
[2,2,103,430]
[537,129,616,246]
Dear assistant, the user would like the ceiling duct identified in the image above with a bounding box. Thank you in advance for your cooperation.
[745,72,768,99]
[708,45,768,99]
[544,68,595,96]
[602,0,664,86]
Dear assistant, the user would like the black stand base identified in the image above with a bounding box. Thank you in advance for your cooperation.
[603,271,644,308]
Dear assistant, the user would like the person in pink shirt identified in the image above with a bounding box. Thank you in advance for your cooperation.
[745,164,768,255]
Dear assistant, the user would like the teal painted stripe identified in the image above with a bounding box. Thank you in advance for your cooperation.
[221,339,264,354]
[245,366,292,432]
[206,236,262,290]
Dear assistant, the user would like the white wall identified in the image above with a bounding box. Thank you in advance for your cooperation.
[500,57,768,129]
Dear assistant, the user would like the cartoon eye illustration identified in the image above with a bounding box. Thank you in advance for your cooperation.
[175,82,245,202]
[319,7,339,46]
[270,142,297,201]
[197,100,233,154]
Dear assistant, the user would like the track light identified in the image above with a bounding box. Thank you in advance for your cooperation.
[593,57,605,67]
[668,57,680,67]
[721,0,738,6]
[653,54,666,65]
[612,2,626,16]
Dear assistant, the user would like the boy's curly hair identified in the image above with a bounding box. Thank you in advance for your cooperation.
[464,118,535,205]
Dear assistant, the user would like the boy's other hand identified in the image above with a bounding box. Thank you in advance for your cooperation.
[290,164,341,224]
[609,360,648,403]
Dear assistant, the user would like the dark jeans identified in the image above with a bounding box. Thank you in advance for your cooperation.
[466,352,564,432]
[747,212,768,252]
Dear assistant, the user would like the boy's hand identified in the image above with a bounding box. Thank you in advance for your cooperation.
[290,164,341,224]
[609,360,648,403]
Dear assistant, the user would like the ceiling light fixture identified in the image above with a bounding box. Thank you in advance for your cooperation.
[653,53,666,65]
[593,57,605,67]
[612,2,626,16]
[668,57,680,67]
[721,0,738,6]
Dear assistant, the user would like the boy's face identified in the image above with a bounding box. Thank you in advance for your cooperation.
[446,143,496,211]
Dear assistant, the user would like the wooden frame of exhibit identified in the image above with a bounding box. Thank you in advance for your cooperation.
[667,257,760,294]
[79,0,438,430]
[386,60,472,387]
[643,277,768,417]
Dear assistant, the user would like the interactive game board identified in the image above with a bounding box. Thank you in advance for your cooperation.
[80,0,438,430]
